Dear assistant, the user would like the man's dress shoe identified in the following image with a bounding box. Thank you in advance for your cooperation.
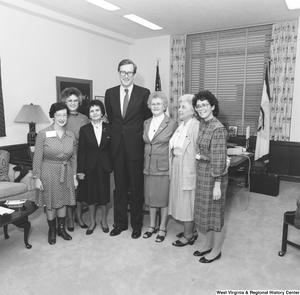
[110,226,128,236]
[131,229,141,239]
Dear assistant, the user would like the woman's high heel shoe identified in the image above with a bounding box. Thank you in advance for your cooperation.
[155,229,167,243]
[193,248,212,257]
[86,222,97,235]
[75,219,88,229]
[100,221,109,233]
[172,235,195,247]
[143,226,157,239]
[176,231,198,241]
[199,252,221,263]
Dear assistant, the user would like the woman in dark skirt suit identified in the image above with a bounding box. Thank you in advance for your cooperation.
[142,91,177,242]
[77,100,113,235]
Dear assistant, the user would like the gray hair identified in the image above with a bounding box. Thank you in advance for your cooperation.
[147,91,168,110]
[178,94,194,106]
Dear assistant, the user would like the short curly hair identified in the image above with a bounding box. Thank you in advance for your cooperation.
[147,91,168,111]
[49,102,69,118]
[60,87,83,103]
[192,90,219,117]
[86,99,106,119]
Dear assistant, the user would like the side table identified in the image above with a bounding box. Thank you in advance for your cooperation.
[0,200,38,249]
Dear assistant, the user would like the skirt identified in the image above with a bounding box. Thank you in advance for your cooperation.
[77,163,110,206]
[144,174,170,207]
[168,156,195,221]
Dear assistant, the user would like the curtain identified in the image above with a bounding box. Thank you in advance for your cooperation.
[269,20,298,141]
[169,35,186,122]
[0,58,6,137]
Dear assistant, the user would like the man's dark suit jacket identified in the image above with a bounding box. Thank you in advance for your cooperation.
[105,85,152,160]
[77,122,113,175]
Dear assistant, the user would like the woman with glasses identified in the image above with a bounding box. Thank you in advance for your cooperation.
[60,87,90,232]
[169,94,200,247]
[142,91,177,242]
[77,100,112,235]
[192,90,228,263]
[33,102,78,245]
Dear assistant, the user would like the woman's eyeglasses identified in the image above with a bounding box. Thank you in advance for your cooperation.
[151,103,163,107]
[66,99,78,104]
[195,103,210,110]
[55,114,68,118]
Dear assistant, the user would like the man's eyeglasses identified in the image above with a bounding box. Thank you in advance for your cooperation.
[195,103,210,110]
[119,71,135,77]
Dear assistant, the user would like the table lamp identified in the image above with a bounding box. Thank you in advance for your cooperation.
[14,103,49,151]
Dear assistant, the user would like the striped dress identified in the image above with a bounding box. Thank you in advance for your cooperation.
[33,124,77,210]
[194,117,228,233]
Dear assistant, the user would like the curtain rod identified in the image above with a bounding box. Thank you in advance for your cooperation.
[184,19,297,37]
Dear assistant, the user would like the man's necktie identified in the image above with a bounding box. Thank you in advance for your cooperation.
[123,89,129,117]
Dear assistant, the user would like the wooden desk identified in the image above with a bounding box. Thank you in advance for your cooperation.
[229,153,254,187]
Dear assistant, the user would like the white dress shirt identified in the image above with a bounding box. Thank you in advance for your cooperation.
[91,121,103,146]
[148,113,164,141]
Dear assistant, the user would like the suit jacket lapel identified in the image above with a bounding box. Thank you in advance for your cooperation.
[86,124,99,147]
[143,118,152,143]
[152,114,170,141]
[182,118,197,155]
[112,86,122,117]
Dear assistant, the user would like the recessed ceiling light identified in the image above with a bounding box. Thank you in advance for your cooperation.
[85,0,120,11]
[285,0,300,10]
[123,14,163,30]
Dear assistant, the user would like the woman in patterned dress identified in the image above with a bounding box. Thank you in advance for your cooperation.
[33,102,78,245]
[77,100,112,235]
[192,90,228,263]
[60,87,90,231]
[168,94,200,247]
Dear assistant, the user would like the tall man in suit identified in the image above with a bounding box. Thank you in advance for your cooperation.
[105,59,152,239]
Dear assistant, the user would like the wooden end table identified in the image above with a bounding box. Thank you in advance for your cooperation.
[0,200,38,249]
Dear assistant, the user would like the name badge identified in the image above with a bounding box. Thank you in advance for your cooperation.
[46,131,56,138]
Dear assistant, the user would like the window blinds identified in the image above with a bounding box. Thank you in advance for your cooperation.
[185,25,272,136]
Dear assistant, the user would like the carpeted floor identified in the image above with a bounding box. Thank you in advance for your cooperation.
[1,178,300,294]
[225,178,249,212]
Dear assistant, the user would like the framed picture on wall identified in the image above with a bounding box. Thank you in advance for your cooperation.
[228,125,238,137]
[56,76,93,114]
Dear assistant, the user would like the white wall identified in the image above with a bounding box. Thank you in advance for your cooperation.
[0,4,299,146]
[129,36,171,98]
[0,5,129,146]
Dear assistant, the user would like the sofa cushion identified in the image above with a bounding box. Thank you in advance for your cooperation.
[0,182,28,199]
[0,150,10,182]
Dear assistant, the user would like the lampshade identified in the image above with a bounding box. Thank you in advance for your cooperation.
[285,0,300,10]
[14,103,49,124]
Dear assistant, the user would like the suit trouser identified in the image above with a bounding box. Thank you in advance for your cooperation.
[113,139,144,230]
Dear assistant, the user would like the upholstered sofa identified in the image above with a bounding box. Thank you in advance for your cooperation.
[0,150,35,202]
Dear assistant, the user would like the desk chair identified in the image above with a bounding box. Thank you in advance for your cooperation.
[278,210,300,256]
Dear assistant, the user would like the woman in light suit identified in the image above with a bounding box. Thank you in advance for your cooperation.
[77,100,113,235]
[142,91,177,242]
[168,94,200,247]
